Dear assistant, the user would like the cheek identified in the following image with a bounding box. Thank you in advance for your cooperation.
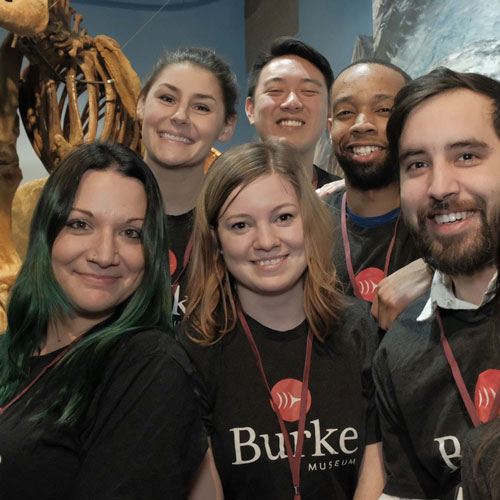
[124,246,146,274]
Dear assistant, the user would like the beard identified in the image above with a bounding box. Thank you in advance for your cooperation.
[334,150,397,191]
[405,197,497,276]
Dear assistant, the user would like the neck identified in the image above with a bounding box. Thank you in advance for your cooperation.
[146,156,205,216]
[345,181,400,217]
[451,265,497,306]
[237,281,305,331]
[298,148,315,183]
[42,315,100,355]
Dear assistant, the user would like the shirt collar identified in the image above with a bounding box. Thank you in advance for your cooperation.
[417,269,497,322]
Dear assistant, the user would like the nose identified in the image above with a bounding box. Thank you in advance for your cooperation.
[254,223,280,251]
[280,91,303,112]
[87,230,120,267]
[427,159,460,202]
[171,104,188,124]
[350,112,376,135]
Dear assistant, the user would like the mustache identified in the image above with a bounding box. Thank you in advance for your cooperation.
[415,198,485,221]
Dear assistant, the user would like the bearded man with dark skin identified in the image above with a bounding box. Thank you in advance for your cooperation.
[323,61,425,319]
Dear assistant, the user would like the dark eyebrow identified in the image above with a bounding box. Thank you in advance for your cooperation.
[262,76,323,89]
[157,83,216,102]
[70,207,144,224]
[332,93,395,109]
[446,139,490,151]
[399,139,492,162]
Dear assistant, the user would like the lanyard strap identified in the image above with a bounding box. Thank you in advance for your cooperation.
[171,235,193,297]
[237,305,313,500]
[0,335,84,416]
[436,308,500,427]
[340,192,400,299]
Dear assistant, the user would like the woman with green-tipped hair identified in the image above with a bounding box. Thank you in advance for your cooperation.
[0,142,207,499]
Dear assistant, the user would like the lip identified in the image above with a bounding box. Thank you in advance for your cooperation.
[344,142,387,163]
[276,118,305,129]
[76,272,120,286]
[425,210,478,236]
[157,130,194,144]
[251,255,288,268]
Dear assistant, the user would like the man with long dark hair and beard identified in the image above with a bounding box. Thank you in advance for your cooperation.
[324,60,424,324]
[373,67,500,500]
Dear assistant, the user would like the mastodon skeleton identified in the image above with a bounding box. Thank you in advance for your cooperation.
[0,0,143,331]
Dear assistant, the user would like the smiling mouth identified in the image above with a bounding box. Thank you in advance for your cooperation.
[77,272,120,284]
[277,119,304,128]
[350,145,383,156]
[253,256,287,266]
[158,131,194,144]
[433,211,475,225]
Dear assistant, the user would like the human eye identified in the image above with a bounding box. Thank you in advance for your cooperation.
[159,94,175,104]
[302,88,319,96]
[335,109,354,119]
[377,107,393,114]
[276,212,295,224]
[231,221,248,230]
[194,103,211,113]
[122,227,142,240]
[266,87,283,96]
[406,160,427,172]
[66,219,90,231]
[457,152,478,163]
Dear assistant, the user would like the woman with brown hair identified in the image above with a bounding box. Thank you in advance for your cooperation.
[181,140,385,499]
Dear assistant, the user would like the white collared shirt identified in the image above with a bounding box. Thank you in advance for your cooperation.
[417,270,497,322]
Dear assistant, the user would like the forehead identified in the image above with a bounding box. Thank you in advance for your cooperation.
[150,62,223,96]
[400,89,498,150]
[331,63,406,105]
[256,55,327,90]
[74,169,146,211]
[221,173,298,215]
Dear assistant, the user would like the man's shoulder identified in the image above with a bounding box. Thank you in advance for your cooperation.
[377,291,433,357]
[323,186,345,212]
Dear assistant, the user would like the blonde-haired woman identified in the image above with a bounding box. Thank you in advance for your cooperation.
[182,140,385,500]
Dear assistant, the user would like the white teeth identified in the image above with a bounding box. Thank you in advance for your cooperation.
[352,145,381,155]
[255,257,285,266]
[279,120,303,127]
[159,132,193,144]
[434,211,474,224]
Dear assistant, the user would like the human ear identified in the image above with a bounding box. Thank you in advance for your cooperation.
[136,94,146,122]
[245,97,256,125]
[218,114,237,143]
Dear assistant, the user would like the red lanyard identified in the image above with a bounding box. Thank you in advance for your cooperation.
[237,305,313,500]
[171,235,193,297]
[0,335,84,416]
[340,192,399,300]
[436,308,500,427]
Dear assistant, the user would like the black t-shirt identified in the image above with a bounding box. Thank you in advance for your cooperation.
[181,298,380,500]
[461,420,500,500]
[0,329,207,500]
[167,210,194,325]
[323,188,421,301]
[313,164,341,188]
[373,295,498,500]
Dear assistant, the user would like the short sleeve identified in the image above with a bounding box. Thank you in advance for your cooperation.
[71,334,207,500]
[373,340,436,498]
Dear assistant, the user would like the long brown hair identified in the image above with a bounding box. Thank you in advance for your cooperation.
[184,140,343,344]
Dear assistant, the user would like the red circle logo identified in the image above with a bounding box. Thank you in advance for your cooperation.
[475,369,500,423]
[355,267,385,302]
[169,249,177,276]
[270,378,312,422]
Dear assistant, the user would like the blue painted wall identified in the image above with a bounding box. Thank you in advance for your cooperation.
[13,0,372,182]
